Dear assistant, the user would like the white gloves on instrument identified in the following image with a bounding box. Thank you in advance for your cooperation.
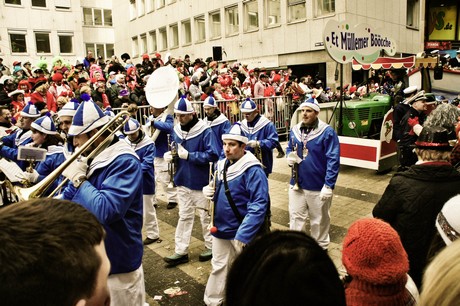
[62,159,88,187]
[22,169,39,183]
[319,185,333,201]
[246,140,259,148]
[163,151,173,163]
[178,144,189,160]
[287,152,302,166]
[202,184,215,200]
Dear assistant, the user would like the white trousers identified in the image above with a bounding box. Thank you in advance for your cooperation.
[143,194,159,240]
[175,186,212,255]
[288,187,332,249]
[204,238,240,306]
[108,265,146,306]
[154,157,177,204]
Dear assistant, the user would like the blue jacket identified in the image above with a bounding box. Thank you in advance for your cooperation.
[204,113,231,154]
[1,129,33,170]
[240,115,278,176]
[286,120,340,190]
[62,139,144,275]
[125,135,156,195]
[148,113,174,158]
[172,119,219,190]
[35,145,66,196]
[212,152,268,244]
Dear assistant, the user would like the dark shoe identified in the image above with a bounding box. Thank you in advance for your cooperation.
[167,202,177,209]
[276,151,285,158]
[199,249,212,262]
[164,253,189,266]
[143,237,160,245]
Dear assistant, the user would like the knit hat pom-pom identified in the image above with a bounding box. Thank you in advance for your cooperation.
[80,93,91,102]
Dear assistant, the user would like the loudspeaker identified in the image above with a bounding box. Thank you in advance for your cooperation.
[212,46,222,61]
[434,65,443,80]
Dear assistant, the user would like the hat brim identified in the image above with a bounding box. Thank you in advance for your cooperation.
[31,122,58,135]
[58,109,77,118]
[222,134,248,144]
[124,126,140,135]
[68,115,110,136]
[240,108,256,113]
[20,112,40,118]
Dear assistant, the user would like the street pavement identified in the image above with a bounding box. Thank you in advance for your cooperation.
[143,141,395,305]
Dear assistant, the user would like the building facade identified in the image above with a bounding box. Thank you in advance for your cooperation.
[114,0,427,87]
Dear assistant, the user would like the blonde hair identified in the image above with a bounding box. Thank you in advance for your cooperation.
[415,148,452,162]
[420,239,460,306]
[79,85,92,95]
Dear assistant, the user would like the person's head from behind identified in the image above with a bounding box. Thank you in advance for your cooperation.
[415,126,453,163]
[420,239,460,306]
[226,230,345,306]
[0,198,110,306]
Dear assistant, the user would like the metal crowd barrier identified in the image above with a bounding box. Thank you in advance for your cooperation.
[113,96,293,138]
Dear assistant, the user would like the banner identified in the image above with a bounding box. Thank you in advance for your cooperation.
[428,5,457,41]
[323,20,397,64]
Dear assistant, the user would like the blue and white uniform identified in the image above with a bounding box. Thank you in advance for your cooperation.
[0,129,33,170]
[240,114,278,176]
[35,145,65,195]
[62,139,144,275]
[204,112,231,157]
[286,119,340,249]
[125,133,159,241]
[170,118,219,255]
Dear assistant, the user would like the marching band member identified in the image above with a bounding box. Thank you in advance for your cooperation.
[145,106,178,210]
[286,97,340,250]
[57,98,79,156]
[0,102,40,170]
[20,114,65,195]
[203,94,231,153]
[124,118,161,245]
[163,96,219,266]
[239,98,278,177]
[60,99,146,306]
[203,123,269,306]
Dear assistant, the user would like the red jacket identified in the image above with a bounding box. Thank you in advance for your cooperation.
[30,91,57,113]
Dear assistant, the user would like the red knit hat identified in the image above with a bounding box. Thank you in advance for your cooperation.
[343,218,408,284]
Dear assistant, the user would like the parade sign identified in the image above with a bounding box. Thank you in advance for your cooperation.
[323,20,397,64]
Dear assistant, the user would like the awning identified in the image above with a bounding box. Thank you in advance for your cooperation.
[352,56,415,70]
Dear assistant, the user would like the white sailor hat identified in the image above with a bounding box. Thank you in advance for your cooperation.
[31,113,58,135]
[174,96,195,114]
[103,107,116,118]
[299,96,320,113]
[436,194,460,246]
[58,99,80,118]
[68,94,110,136]
[203,94,218,108]
[123,118,141,135]
[403,85,418,96]
[240,98,257,113]
[20,102,41,118]
[7,89,25,97]
[222,123,248,144]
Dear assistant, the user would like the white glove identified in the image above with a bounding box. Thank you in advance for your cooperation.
[319,185,333,201]
[202,184,215,200]
[246,140,259,148]
[62,159,88,187]
[232,239,246,254]
[22,169,40,183]
[178,144,189,160]
[287,152,302,166]
[163,151,173,163]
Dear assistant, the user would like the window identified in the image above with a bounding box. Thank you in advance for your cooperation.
[182,20,191,45]
[132,36,139,56]
[159,27,167,50]
[85,43,113,59]
[195,15,206,42]
[129,0,136,19]
[35,32,51,53]
[406,0,419,29]
[146,0,154,12]
[10,33,27,53]
[138,0,145,16]
[55,0,71,9]
[82,8,113,26]
[5,0,21,5]
[140,34,147,54]
[150,31,157,52]
[288,0,306,22]
[225,5,239,36]
[58,34,73,53]
[244,0,258,32]
[31,0,46,7]
[315,0,335,17]
[209,11,221,39]
[170,24,179,48]
[156,0,165,9]
[265,0,280,27]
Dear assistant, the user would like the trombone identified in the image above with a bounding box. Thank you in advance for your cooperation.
[207,162,218,233]
[167,134,178,189]
[14,111,130,201]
